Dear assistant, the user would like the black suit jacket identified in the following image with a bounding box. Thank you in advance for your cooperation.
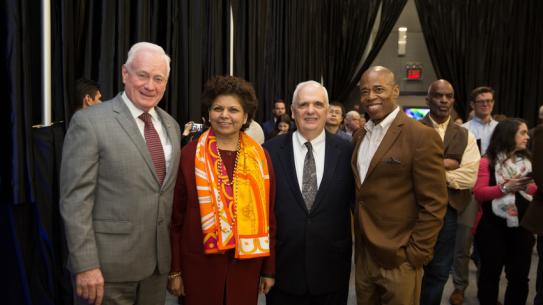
[263,132,354,295]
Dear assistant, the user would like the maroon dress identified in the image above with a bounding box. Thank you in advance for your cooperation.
[170,140,276,305]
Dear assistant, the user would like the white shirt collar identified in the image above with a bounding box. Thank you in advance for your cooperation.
[472,115,496,126]
[121,91,159,120]
[364,106,400,133]
[294,128,326,149]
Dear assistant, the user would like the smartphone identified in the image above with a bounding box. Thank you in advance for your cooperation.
[191,123,204,132]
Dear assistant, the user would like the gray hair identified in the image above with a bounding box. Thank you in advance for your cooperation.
[291,80,329,106]
[125,42,171,77]
[345,110,361,120]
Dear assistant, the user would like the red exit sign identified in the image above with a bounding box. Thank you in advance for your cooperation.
[406,68,422,80]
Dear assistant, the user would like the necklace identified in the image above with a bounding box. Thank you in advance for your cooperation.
[215,138,241,233]
[216,139,240,186]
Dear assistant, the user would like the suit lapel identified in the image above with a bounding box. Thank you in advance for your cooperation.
[364,111,405,180]
[312,133,339,212]
[112,96,159,184]
[278,134,309,213]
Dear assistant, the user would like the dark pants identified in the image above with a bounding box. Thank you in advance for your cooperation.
[266,287,348,305]
[475,214,535,305]
[535,235,543,305]
[421,206,457,305]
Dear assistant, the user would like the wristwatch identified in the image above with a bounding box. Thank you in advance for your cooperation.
[499,183,509,194]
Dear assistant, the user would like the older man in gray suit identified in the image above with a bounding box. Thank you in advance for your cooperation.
[60,42,181,305]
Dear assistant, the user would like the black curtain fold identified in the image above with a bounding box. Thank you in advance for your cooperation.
[337,0,407,102]
[232,0,406,122]
[202,0,231,87]
[63,0,189,123]
[322,0,381,101]
[416,0,543,125]
[232,0,284,120]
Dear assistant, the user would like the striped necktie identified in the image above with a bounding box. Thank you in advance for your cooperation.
[139,112,166,185]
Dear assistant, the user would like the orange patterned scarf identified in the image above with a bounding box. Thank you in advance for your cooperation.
[194,128,270,259]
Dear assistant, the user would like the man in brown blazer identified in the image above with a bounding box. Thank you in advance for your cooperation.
[352,66,448,305]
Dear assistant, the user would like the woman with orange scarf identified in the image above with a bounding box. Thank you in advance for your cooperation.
[168,75,276,305]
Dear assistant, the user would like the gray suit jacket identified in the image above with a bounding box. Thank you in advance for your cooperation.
[60,94,181,282]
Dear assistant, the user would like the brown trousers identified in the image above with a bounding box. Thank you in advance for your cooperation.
[355,246,422,305]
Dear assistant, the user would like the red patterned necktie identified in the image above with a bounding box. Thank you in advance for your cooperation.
[139,112,166,185]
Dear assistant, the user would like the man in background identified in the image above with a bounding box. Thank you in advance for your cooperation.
[73,78,102,113]
[325,101,352,142]
[344,110,362,136]
[60,42,181,305]
[262,99,288,139]
[449,86,498,305]
[419,80,480,305]
[353,66,447,305]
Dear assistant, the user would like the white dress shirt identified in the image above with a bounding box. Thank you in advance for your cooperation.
[463,116,498,155]
[293,129,326,192]
[357,106,400,185]
[122,92,173,173]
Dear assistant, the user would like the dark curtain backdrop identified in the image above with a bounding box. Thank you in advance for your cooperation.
[342,0,407,102]
[202,0,231,85]
[322,0,381,101]
[415,0,543,125]
[231,0,406,121]
[62,0,190,123]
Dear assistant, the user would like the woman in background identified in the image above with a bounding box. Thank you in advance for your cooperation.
[268,114,292,139]
[473,118,537,305]
[168,75,276,305]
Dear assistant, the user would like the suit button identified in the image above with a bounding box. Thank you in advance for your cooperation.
[307,219,312,224]
[158,218,163,224]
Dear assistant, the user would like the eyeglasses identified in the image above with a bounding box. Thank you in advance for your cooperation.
[474,99,494,105]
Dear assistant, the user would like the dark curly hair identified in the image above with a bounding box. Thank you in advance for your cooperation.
[485,118,530,165]
[201,75,258,131]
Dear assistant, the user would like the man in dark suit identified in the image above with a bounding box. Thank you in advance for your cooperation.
[419,80,480,305]
[264,80,354,305]
[352,66,448,305]
[262,99,288,139]
[60,42,181,305]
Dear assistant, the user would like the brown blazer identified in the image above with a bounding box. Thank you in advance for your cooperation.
[351,110,448,269]
[521,124,543,234]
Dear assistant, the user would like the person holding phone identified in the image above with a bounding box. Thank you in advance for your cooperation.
[181,120,206,146]
[472,118,538,305]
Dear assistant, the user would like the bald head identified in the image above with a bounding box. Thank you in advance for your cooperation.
[426,79,455,123]
[360,66,396,87]
[427,79,454,96]
[359,66,399,123]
